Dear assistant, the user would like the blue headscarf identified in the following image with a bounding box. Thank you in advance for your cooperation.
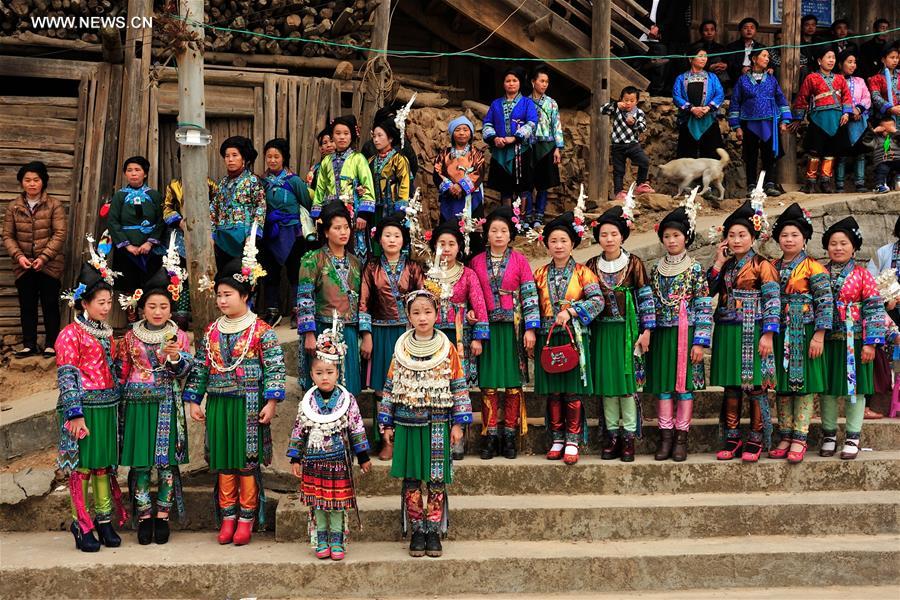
[448,115,476,138]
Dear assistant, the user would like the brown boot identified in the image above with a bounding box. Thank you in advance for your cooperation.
[621,434,635,463]
[654,429,674,461]
[378,439,393,461]
[672,430,688,462]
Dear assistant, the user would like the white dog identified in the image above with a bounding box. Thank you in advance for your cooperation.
[657,147,729,202]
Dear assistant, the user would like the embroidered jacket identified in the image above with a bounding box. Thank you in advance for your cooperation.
[263,169,311,222]
[311,150,375,218]
[297,248,362,332]
[708,251,781,332]
[108,185,165,248]
[368,150,411,216]
[824,261,886,344]
[359,255,425,329]
[470,249,540,329]
[162,178,218,257]
[533,259,605,331]
[728,73,792,127]
[585,253,656,330]
[210,170,266,257]
[867,67,900,117]
[530,94,565,148]
[286,388,369,463]
[792,72,853,120]
[482,94,538,142]
[649,259,713,346]
[431,266,490,340]
[772,254,834,331]
[433,144,486,223]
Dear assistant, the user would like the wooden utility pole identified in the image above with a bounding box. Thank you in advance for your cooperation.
[178,0,216,340]
[359,0,391,136]
[589,0,612,205]
[778,0,800,188]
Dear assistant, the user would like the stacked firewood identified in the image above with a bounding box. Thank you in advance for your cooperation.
[0,0,126,41]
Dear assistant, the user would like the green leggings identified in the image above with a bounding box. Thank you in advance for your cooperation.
[314,509,344,533]
[820,395,865,440]
[132,467,175,519]
[602,396,638,433]
[69,467,112,521]
[775,394,815,442]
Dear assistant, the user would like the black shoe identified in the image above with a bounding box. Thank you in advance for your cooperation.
[71,521,101,552]
[764,182,782,197]
[425,531,443,557]
[137,518,154,545]
[601,435,621,460]
[502,430,517,459]
[153,517,170,544]
[94,517,121,548]
[409,530,427,557]
[479,435,498,460]
[14,347,38,358]
[265,309,282,327]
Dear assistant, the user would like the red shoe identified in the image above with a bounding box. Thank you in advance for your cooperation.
[232,519,253,546]
[563,445,579,465]
[546,443,564,461]
[716,439,742,461]
[635,182,655,194]
[864,407,884,420]
[217,518,236,545]
[741,442,763,463]
[786,441,807,464]
[768,438,791,459]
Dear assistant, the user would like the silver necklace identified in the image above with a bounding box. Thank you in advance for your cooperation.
[216,311,257,335]
[76,313,112,338]
[657,251,693,277]
[132,320,178,345]
[597,249,630,274]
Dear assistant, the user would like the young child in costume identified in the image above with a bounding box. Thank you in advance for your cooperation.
[645,191,712,462]
[359,212,425,461]
[378,290,472,558]
[297,201,363,398]
[56,234,127,552]
[183,226,286,546]
[768,203,833,464]
[117,240,194,545]
[708,198,780,463]
[820,217,886,459]
[471,204,540,459]
[287,318,371,561]
[533,212,604,465]
[312,115,376,260]
[586,200,655,463]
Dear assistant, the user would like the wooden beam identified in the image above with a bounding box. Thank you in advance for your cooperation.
[201,51,361,71]
[0,31,101,53]
[0,55,97,79]
[777,0,800,188]
[589,0,612,204]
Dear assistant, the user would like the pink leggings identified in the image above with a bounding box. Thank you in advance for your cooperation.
[657,393,694,431]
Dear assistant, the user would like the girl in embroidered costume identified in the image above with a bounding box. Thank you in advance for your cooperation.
[867,45,900,128]
[183,228,286,546]
[56,236,126,552]
[482,66,538,204]
[107,156,164,320]
[471,205,540,459]
[211,136,266,272]
[117,250,194,545]
[709,199,781,463]
[587,204,655,463]
[790,47,853,193]
[311,115,376,260]
[533,212,604,465]
[820,217,886,459]
[645,192,713,462]
[298,202,363,399]
[378,290,472,558]
[259,138,314,328]
[368,119,411,221]
[525,65,565,227]
[359,212,425,461]
[288,319,371,561]
[767,203,833,464]
[835,50,872,192]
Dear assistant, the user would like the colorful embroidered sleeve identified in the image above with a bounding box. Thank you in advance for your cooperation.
[296,250,319,334]
[759,260,782,334]
[392,154,411,211]
[259,327,286,402]
[349,152,376,215]
[809,266,834,332]
[115,333,133,385]
[182,329,210,404]
[516,98,539,141]
[163,180,183,225]
[448,346,473,426]
[836,75,854,114]
[465,268,490,340]
[377,361,397,427]
[572,266,604,325]
[482,101,499,141]
[286,405,306,460]
[856,269,887,345]
[867,73,893,115]
[358,261,375,334]
[634,259,656,330]
[691,262,714,347]
[209,176,223,230]
[56,327,85,420]
[167,330,195,379]
[707,74,725,108]
[520,268,541,330]
[250,176,267,232]
[346,395,370,454]
[792,74,815,120]
[311,157,333,218]
[672,73,691,110]
[548,97,566,147]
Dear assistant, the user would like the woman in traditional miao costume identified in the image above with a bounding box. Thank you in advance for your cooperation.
[645,195,712,462]
[767,203,833,464]
[378,290,472,558]
[533,212,604,465]
[297,201,363,398]
[835,50,872,192]
[820,217,886,459]
[709,200,780,463]
[183,231,286,546]
[359,212,424,461]
[368,119,411,221]
[586,205,655,463]
[56,235,127,552]
[470,204,540,459]
[117,245,193,544]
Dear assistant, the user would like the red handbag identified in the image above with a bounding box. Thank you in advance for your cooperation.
[540,323,580,374]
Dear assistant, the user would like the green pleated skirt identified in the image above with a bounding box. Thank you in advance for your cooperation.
[590,321,636,397]
[710,322,764,387]
[534,328,593,395]
[644,326,701,394]
[206,394,264,471]
[390,423,452,484]
[120,401,181,467]
[823,337,875,396]
[775,323,826,394]
[479,322,523,389]
[72,405,119,469]
[369,324,406,393]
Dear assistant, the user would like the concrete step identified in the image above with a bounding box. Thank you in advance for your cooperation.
[350,589,900,600]
[2,532,897,598]
[274,489,900,543]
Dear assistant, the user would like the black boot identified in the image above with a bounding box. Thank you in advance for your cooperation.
[71,521,101,553]
[137,518,154,545]
[425,531,443,557]
[153,517,170,544]
[601,433,621,460]
[654,429,674,461]
[621,434,636,463]
[479,434,498,460]
[409,530,427,557]
[94,517,122,548]
[672,430,689,462]
[502,429,517,459]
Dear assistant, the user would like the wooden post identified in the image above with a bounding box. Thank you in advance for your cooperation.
[359,0,391,136]
[778,0,800,188]
[178,0,216,339]
[589,0,612,204]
